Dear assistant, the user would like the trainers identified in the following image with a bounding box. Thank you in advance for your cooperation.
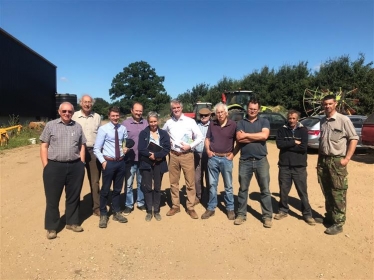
[234,215,246,225]
[99,215,108,228]
[113,212,128,223]
[201,210,215,219]
[65,224,84,232]
[137,205,147,212]
[166,207,180,216]
[263,218,272,228]
[187,209,198,219]
[274,212,288,220]
[324,224,343,235]
[227,210,235,220]
[154,212,162,221]
[46,230,57,239]
[145,213,153,222]
[304,217,316,226]
[123,207,132,216]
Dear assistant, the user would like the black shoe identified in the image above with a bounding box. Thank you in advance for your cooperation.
[113,212,128,223]
[99,215,108,228]
[137,205,147,212]
[123,207,132,216]
[324,224,343,235]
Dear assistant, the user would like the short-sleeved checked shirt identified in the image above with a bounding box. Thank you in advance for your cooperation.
[40,118,86,162]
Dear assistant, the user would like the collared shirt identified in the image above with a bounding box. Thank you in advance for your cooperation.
[122,117,148,161]
[319,112,358,156]
[206,119,236,153]
[72,110,101,148]
[195,120,210,153]
[163,114,203,152]
[40,118,86,162]
[236,116,270,159]
[94,122,128,164]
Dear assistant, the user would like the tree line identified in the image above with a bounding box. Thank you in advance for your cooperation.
[90,54,374,118]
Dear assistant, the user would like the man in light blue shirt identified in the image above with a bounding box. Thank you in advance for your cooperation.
[94,106,133,228]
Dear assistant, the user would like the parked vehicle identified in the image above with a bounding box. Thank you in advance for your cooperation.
[184,102,212,121]
[361,113,374,148]
[258,112,287,139]
[300,115,367,150]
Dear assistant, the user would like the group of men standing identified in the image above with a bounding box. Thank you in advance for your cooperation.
[40,94,357,239]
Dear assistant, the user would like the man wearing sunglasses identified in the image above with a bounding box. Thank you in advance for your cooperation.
[40,102,86,240]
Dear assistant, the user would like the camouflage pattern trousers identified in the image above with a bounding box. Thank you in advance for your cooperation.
[317,155,348,226]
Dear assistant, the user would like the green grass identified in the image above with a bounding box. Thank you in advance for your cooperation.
[0,126,42,151]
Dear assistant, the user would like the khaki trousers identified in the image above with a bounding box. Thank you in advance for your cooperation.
[168,152,196,210]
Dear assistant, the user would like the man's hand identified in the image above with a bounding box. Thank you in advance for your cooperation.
[295,140,301,145]
[180,142,191,151]
[102,161,107,170]
[340,158,349,167]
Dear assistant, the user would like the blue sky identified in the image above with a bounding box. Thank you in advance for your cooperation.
[1,0,373,103]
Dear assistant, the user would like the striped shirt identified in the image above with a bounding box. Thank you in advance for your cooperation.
[40,118,86,162]
[195,121,210,153]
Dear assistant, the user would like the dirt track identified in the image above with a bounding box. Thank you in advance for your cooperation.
[0,143,373,279]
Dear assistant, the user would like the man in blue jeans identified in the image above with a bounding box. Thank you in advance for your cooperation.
[235,98,273,228]
[201,103,239,220]
[122,102,148,215]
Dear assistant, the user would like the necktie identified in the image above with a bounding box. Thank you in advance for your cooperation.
[114,125,120,160]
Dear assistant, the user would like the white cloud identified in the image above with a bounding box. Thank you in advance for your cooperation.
[313,63,322,71]
[60,77,68,82]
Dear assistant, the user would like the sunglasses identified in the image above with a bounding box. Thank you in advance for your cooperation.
[61,110,73,114]
[200,114,210,117]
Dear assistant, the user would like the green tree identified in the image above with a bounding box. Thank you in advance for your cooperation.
[109,61,170,114]
[92,98,110,119]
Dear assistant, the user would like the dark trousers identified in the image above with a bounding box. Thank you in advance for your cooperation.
[85,148,101,211]
[43,160,85,230]
[194,151,209,200]
[140,164,163,213]
[278,166,312,217]
[100,160,126,215]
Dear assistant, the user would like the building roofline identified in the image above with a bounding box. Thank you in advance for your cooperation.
[0,27,57,68]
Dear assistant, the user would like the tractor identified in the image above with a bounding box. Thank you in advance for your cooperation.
[184,102,213,122]
[221,90,271,121]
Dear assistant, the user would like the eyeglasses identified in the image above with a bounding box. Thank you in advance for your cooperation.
[200,114,210,117]
[61,110,73,114]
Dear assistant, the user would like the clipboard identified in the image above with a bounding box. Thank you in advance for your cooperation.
[147,141,163,153]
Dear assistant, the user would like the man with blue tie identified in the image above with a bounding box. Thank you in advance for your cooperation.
[94,106,134,228]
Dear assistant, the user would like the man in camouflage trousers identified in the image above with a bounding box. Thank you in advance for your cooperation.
[317,94,358,235]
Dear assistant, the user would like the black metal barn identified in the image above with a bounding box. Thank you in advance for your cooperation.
[0,28,57,121]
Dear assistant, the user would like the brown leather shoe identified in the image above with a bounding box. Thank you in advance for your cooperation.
[201,210,215,219]
[93,208,100,216]
[187,209,198,219]
[227,210,235,220]
[166,207,180,216]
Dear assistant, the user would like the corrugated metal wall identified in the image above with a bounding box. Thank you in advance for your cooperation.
[0,28,57,120]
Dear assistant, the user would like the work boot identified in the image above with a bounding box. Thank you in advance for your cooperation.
[227,210,235,220]
[187,209,198,219]
[46,230,57,240]
[99,215,108,228]
[234,215,246,225]
[166,207,180,216]
[263,218,273,228]
[274,211,288,220]
[324,224,343,235]
[145,212,153,222]
[304,217,316,226]
[201,210,215,219]
[154,212,162,221]
[113,212,128,223]
[65,224,84,232]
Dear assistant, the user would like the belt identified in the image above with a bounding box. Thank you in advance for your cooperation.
[241,157,261,161]
[104,155,124,161]
[214,152,231,157]
[170,150,192,156]
[49,158,81,163]
[320,155,343,158]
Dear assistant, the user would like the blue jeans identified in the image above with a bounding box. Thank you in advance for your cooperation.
[124,161,144,208]
[237,157,273,220]
[207,155,234,211]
